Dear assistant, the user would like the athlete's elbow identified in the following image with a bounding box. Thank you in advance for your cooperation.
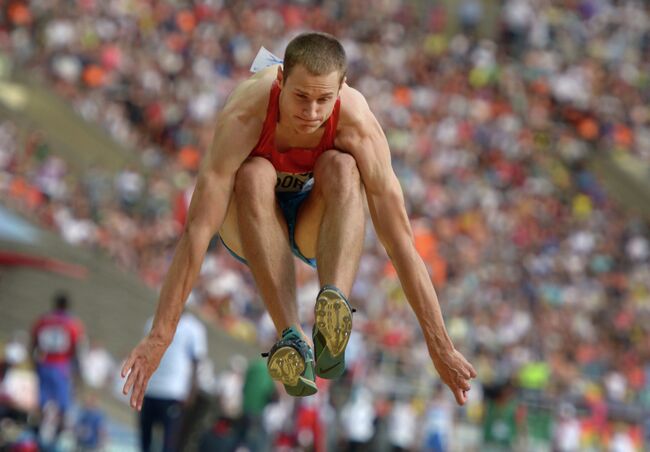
[175,222,209,266]
[169,227,210,283]
[182,203,220,244]
[182,220,213,249]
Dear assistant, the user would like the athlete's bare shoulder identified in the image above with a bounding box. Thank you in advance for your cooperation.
[338,84,371,126]
[203,66,280,173]
[335,84,382,152]
[220,65,278,122]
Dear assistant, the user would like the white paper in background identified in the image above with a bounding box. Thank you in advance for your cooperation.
[250,46,283,73]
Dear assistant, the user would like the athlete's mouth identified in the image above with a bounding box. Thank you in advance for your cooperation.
[296,116,321,124]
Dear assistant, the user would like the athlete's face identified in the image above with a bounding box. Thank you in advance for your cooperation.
[278,65,343,135]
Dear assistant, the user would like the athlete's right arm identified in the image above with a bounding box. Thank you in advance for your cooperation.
[120,89,264,410]
[148,109,259,346]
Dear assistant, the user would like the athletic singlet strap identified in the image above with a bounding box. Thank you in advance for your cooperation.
[249,81,341,174]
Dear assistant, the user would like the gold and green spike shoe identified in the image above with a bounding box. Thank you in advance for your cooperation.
[313,285,355,379]
[263,326,317,397]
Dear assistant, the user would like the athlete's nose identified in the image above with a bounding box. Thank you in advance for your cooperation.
[303,101,319,120]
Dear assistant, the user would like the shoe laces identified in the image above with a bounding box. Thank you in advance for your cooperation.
[261,329,308,358]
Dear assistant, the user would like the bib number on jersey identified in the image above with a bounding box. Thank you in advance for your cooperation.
[38,325,71,354]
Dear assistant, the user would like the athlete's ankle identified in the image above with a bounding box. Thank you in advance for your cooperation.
[318,284,348,300]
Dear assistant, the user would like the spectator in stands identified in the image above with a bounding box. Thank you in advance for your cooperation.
[482,378,521,452]
[421,385,455,452]
[340,385,376,451]
[74,391,107,452]
[240,356,277,451]
[386,395,417,452]
[0,330,35,424]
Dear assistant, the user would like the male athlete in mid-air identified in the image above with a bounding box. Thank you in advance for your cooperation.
[122,32,476,407]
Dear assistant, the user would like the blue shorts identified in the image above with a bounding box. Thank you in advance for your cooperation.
[37,362,73,413]
[220,190,316,268]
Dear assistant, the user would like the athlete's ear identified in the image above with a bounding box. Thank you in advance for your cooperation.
[277,66,284,86]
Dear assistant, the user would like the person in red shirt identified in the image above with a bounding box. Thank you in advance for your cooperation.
[31,292,86,443]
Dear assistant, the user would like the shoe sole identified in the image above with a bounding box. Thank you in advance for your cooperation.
[314,288,352,358]
[267,346,306,387]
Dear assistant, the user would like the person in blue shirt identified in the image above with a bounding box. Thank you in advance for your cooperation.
[74,392,106,452]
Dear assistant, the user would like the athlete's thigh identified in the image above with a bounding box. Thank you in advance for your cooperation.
[294,149,364,259]
[218,196,245,256]
[292,189,325,260]
[218,191,289,259]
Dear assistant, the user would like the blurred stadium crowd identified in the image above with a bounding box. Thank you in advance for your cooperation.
[2,0,650,450]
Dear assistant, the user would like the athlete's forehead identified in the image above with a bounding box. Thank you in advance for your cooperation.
[283,64,341,96]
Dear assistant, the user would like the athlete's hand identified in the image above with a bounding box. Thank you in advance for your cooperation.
[121,334,168,410]
[432,348,477,406]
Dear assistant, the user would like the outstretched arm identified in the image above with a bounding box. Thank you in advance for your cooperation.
[337,90,476,405]
[121,102,260,410]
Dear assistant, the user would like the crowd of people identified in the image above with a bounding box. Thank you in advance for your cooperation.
[2,0,650,450]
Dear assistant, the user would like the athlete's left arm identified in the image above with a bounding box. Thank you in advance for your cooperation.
[72,320,89,383]
[336,89,476,405]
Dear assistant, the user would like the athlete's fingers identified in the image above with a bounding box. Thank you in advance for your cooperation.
[130,370,143,409]
[131,369,147,410]
[121,354,135,378]
[458,356,477,379]
[138,373,149,410]
[122,365,138,396]
[138,376,151,411]
[452,386,467,406]
[458,378,471,391]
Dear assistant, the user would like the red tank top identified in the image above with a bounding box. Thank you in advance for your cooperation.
[249,81,341,192]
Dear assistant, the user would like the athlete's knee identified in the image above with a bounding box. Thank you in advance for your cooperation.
[316,150,359,178]
[314,150,361,198]
[234,157,276,202]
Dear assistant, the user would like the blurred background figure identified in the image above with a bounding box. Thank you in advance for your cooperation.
[138,309,207,452]
[80,340,116,391]
[386,395,417,452]
[421,385,454,452]
[0,330,39,451]
[30,292,86,450]
[553,402,580,452]
[240,356,277,451]
[199,349,277,451]
[482,378,521,452]
[74,391,107,452]
[0,331,33,420]
[340,385,376,451]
